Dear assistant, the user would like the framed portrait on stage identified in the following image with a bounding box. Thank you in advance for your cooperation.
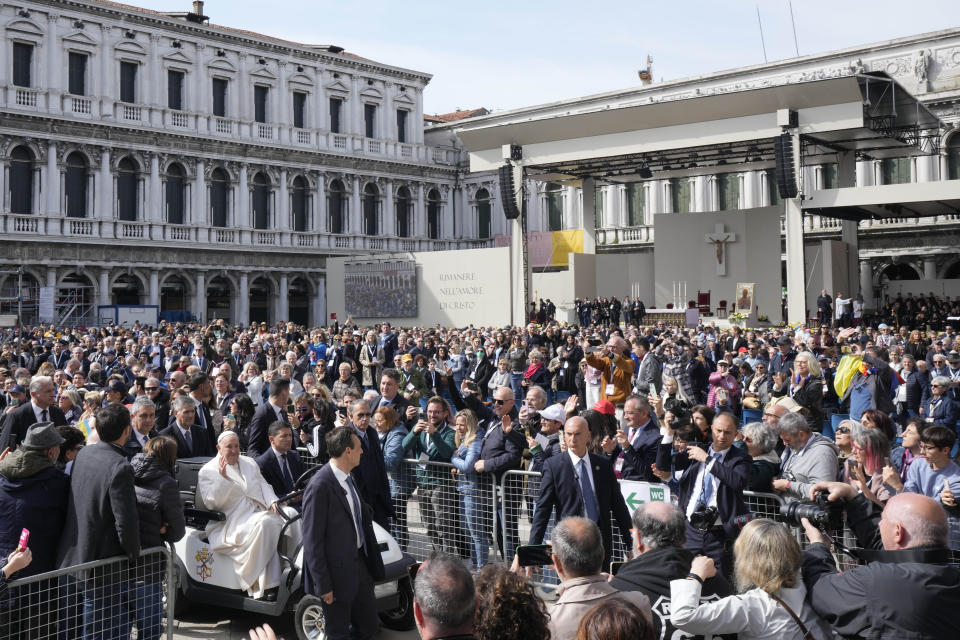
[735,283,754,315]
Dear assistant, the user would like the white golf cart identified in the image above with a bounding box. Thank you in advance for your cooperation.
[170,457,416,640]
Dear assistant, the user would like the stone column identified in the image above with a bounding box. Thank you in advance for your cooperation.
[193,159,206,226]
[350,175,361,236]
[743,171,757,209]
[149,154,162,222]
[149,269,159,307]
[46,14,61,114]
[100,26,115,118]
[99,149,113,219]
[278,168,289,230]
[581,178,597,254]
[278,273,289,323]
[855,158,871,187]
[313,276,326,328]
[46,268,57,289]
[235,55,248,122]
[46,141,59,215]
[314,174,326,232]
[195,271,206,324]
[416,183,425,238]
[924,258,937,280]
[860,261,873,309]
[98,269,110,306]
[383,180,395,236]
[237,272,249,326]
[238,164,249,227]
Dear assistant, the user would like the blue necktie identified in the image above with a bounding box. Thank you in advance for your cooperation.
[698,452,722,505]
[184,429,193,456]
[346,476,367,554]
[281,452,294,491]
[578,459,600,522]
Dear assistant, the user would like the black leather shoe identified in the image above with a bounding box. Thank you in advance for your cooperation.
[259,587,279,602]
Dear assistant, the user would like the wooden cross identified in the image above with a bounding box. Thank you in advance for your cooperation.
[704,223,736,276]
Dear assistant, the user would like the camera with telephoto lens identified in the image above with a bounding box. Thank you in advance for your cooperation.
[689,503,720,532]
[778,491,844,531]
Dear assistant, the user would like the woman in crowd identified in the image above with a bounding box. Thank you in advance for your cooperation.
[131,435,185,640]
[706,360,740,414]
[55,425,85,474]
[521,349,549,399]
[843,423,895,507]
[239,362,264,406]
[860,408,897,442]
[890,417,923,481]
[77,390,103,442]
[445,343,469,391]
[776,351,824,432]
[689,405,715,444]
[264,345,281,372]
[653,418,706,493]
[741,421,780,492]
[488,358,510,398]
[574,359,589,410]
[450,409,487,569]
[222,393,255,452]
[58,388,83,426]
[507,336,528,401]
[659,375,691,416]
[374,406,413,549]
[474,564,550,640]
[671,519,830,639]
[834,422,854,468]
[576,598,654,640]
[924,375,959,427]
[905,329,928,362]
[741,360,770,411]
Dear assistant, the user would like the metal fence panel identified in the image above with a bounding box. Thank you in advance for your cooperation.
[394,459,499,570]
[2,546,172,640]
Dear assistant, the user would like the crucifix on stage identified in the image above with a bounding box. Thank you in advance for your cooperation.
[704,223,736,276]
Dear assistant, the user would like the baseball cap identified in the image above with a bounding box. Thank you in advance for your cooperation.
[539,404,567,423]
[592,400,616,416]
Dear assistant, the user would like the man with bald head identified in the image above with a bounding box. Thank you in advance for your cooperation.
[529,416,633,568]
[610,502,733,640]
[802,481,960,638]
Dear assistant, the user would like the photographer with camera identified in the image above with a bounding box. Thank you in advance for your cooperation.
[583,334,635,413]
[772,411,839,502]
[656,411,750,577]
[800,481,960,638]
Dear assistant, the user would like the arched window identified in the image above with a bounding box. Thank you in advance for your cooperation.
[252,171,270,229]
[545,183,563,231]
[117,157,140,221]
[210,167,229,228]
[396,186,411,238]
[363,183,379,236]
[9,146,34,215]
[476,188,491,239]
[328,179,345,234]
[427,188,441,239]
[65,152,88,218]
[292,175,308,232]
[165,162,186,225]
[947,135,960,181]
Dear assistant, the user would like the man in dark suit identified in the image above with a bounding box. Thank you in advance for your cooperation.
[369,369,414,427]
[346,399,394,528]
[600,395,661,482]
[530,416,633,567]
[0,376,67,451]
[474,385,525,557]
[303,426,385,640]
[256,422,305,500]
[655,411,749,577]
[187,372,217,451]
[57,404,140,636]
[124,397,159,459]
[247,379,291,458]
[159,396,215,458]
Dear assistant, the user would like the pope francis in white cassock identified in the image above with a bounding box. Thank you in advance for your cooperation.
[197,430,302,599]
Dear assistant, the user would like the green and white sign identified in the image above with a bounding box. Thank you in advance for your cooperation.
[619,480,671,512]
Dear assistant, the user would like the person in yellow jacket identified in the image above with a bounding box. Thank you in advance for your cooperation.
[583,335,635,413]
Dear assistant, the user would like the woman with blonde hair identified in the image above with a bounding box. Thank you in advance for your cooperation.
[671,518,830,639]
[450,409,487,568]
[773,350,823,433]
[77,391,103,442]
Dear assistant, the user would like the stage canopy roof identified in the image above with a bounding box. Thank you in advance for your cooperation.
[455,72,945,184]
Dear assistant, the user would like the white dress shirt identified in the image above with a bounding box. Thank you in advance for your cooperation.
[567,449,596,496]
[686,445,730,519]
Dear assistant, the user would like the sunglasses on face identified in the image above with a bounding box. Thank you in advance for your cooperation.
[493,399,509,405]
[836,427,850,434]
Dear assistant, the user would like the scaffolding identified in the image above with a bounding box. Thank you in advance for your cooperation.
[55,283,95,327]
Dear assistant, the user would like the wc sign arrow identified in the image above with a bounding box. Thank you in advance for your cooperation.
[619,481,670,512]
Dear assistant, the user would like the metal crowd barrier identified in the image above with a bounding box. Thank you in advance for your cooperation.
[2,545,173,640]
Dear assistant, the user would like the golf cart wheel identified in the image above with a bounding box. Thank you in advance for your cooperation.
[379,576,415,631]
[295,594,327,640]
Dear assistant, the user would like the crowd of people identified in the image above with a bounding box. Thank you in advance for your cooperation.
[0,311,959,639]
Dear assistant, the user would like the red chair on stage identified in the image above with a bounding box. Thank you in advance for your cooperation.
[697,290,711,316]
[716,300,728,318]
[665,303,674,309]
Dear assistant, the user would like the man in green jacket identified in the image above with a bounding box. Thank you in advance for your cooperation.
[402,396,457,554]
